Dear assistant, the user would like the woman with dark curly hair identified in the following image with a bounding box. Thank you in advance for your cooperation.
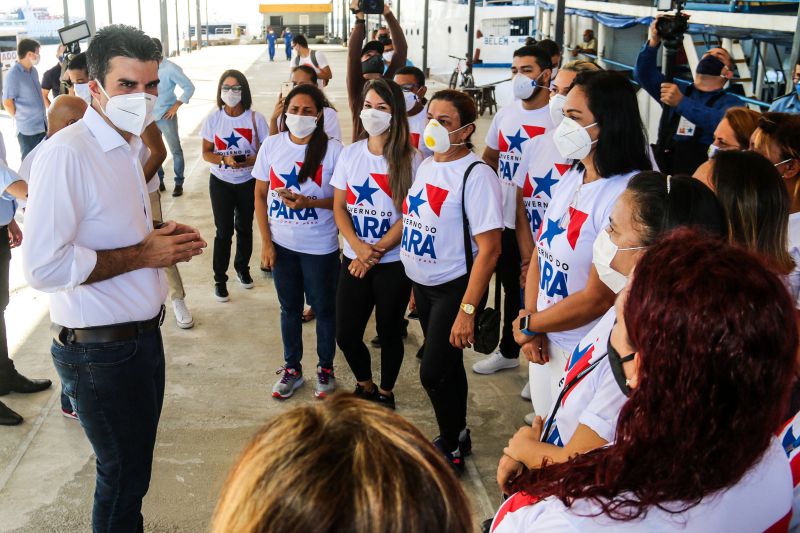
[492,228,796,531]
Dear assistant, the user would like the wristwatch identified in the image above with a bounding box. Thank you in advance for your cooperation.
[459,303,475,315]
[519,314,538,336]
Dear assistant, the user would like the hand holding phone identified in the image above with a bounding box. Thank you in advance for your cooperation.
[275,187,297,200]
[281,82,294,98]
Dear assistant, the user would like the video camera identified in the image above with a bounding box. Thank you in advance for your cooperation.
[58,20,91,57]
[352,0,384,15]
[655,0,688,50]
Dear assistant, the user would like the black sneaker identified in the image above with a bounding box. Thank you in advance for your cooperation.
[214,282,229,302]
[354,383,378,401]
[237,270,254,289]
[458,428,472,457]
[370,335,381,347]
[172,185,183,197]
[433,436,465,474]
[375,391,396,410]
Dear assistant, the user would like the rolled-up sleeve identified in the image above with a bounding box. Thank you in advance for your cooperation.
[173,64,196,104]
[0,163,23,202]
[22,144,97,292]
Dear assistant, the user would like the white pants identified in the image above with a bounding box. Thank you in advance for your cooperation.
[528,341,571,417]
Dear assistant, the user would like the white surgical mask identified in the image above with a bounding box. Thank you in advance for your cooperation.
[221,89,242,108]
[707,144,720,159]
[592,230,644,294]
[95,80,156,136]
[285,113,318,138]
[360,108,392,136]
[423,119,472,153]
[31,54,40,66]
[548,94,567,126]
[512,73,545,101]
[74,83,92,104]
[553,116,597,160]
[403,90,418,111]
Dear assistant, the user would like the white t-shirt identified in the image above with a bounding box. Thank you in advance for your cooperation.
[201,108,268,184]
[491,437,792,532]
[408,103,433,159]
[252,132,343,255]
[536,168,635,351]
[485,100,554,229]
[330,140,422,264]
[543,307,625,447]
[779,411,800,533]
[512,132,572,237]
[400,153,503,286]
[293,50,329,88]
[786,212,800,308]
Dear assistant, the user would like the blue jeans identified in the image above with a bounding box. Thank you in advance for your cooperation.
[17,131,45,160]
[155,117,185,186]
[51,326,165,533]
[272,243,339,371]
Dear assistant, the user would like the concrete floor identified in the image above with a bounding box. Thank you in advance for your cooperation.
[0,44,531,532]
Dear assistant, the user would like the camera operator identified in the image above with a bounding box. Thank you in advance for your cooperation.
[347,0,407,142]
[634,16,740,174]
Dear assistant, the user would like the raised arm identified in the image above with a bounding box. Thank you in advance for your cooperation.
[384,9,407,77]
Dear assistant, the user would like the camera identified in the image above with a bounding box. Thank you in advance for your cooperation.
[353,0,384,15]
[58,20,91,56]
[655,0,688,49]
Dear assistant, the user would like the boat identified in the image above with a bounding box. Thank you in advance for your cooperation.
[0,3,64,45]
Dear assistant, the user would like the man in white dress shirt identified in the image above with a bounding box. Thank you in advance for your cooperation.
[22,25,206,532]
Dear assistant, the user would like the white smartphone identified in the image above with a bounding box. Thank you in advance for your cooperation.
[275,187,296,200]
[281,81,294,98]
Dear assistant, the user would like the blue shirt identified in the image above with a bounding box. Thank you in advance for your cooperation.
[267,33,277,47]
[284,32,293,48]
[2,62,46,136]
[769,93,800,114]
[152,59,195,121]
[0,162,23,225]
[634,43,741,146]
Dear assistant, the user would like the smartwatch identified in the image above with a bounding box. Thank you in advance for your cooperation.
[519,314,538,336]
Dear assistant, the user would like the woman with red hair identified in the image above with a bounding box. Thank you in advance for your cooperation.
[492,228,796,532]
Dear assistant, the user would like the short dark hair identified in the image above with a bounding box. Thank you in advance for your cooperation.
[573,70,652,177]
[67,52,87,73]
[216,69,252,110]
[86,25,160,85]
[151,37,163,55]
[17,38,40,59]
[292,65,318,85]
[513,44,553,71]
[293,34,308,48]
[395,66,425,87]
[537,39,561,59]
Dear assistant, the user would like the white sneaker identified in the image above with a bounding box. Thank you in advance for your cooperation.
[472,350,520,374]
[524,412,536,426]
[520,380,531,400]
[172,299,194,329]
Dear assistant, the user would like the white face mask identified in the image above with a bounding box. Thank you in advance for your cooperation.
[403,90,418,112]
[548,93,567,126]
[285,113,318,138]
[592,229,644,294]
[512,73,545,101]
[423,119,473,153]
[553,116,597,160]
[707,143,720,159]
[360,108,392,137]
[221,88,242,108]
[31,54,40,66]
[95,80,156,136]
[74,83,92,104]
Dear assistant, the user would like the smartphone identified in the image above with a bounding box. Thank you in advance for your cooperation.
[275,187,296,200]
[233,154,246,163]
[281,81,294,97]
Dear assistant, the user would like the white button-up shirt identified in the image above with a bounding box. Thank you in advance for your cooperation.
[23,106,167,328]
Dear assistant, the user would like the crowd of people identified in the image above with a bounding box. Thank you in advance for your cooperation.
[1,2,800,531]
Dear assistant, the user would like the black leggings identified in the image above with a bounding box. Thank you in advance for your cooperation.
[496,228,521,358]
[414,275,469,451]
[336,258,411,391]
[209,175,255,283]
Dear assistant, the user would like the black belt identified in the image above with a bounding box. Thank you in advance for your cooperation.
[53,306,165,345]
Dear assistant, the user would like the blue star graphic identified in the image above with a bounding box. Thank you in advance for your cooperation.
[532,169,559,198]
[407,189,427,217]
[505,128,528,153]
[567,343,592,370]
[539,218,565,248]
[280,166,301,190]
[223,131,241,148]
[352,177,379,205]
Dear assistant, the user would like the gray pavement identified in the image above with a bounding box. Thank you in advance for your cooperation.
[0,43,530,532]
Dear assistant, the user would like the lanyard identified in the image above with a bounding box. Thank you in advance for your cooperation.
[541,355,607,443]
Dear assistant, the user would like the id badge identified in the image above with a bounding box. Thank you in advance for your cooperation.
[676,116,696,137]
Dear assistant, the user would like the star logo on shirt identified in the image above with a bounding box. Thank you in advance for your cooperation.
[532,169,559,198]
[506,128,528,153]
[352,177,379,205]
[539,218,565,248]
[223,131,241,149]
[407,189,427,217]
[280,166,301,191]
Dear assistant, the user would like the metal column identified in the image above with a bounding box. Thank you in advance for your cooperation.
[467,0,476,62]
[174,0,180,55]
[422,0,430,76]
[160,0,170,56]
[138,0,143,30]
[84,0,96,37]
[789,2,800,94]
[196,0,202,48]
[553,0,566,47]
[63,0,70,25]
[187,0,193,52]
[107,0,112,24]
[342,0,347,41]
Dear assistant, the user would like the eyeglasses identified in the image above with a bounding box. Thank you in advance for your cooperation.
[400,84,419,92]
[221,85,242,92]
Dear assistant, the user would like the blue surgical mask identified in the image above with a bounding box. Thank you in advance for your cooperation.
[795,81,800,98]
